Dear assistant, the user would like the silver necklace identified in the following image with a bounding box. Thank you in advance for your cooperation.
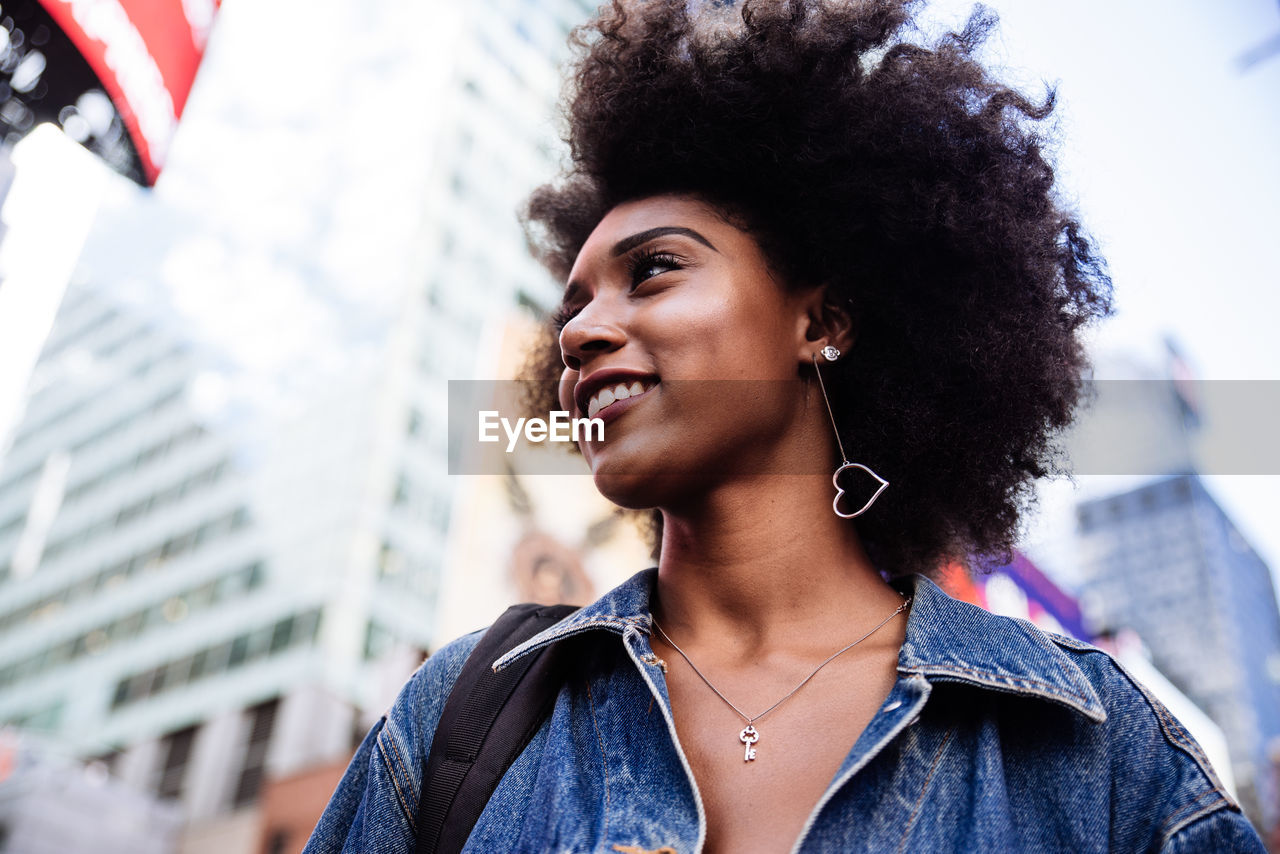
[650,595,911,763]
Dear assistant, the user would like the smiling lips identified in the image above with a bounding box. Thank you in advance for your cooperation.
[585,379,658,418]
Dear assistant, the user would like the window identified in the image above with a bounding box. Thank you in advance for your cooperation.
[244,626,273,663]
[103,609,316,709]
[165,656,194,690]
[295,610,321,643]
[122,669,157,707]
[364,621,391,661]
[246,561,265,588]
[227,635,250,668]
[233,698,279,807]
[378,542,405,578]
[155,725,198,800]
[393,474,411,506]
[269,617,294,653]
[150,665,168,694]
[203,641,232,676]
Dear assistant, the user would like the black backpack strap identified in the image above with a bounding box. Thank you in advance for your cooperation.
[415,603,578,854]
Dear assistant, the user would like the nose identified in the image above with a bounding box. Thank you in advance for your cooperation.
[558,302,626,372]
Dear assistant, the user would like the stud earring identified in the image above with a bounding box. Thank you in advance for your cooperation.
[811,349,889,519]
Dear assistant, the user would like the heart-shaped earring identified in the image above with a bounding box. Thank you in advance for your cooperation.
[832,462,890,518]
[811,350,890,519]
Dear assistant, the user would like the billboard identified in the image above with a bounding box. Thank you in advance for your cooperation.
[36,0,218,183]
[0,0,218,185]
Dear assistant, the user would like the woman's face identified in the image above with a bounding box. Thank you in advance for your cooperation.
[555,194,828,509]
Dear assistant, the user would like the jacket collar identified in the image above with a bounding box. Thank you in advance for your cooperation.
[490,569,655,671]
[492,567,1106,723]
[896,573,1106,722]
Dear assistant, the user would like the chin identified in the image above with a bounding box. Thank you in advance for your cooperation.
[587,443,712,510]
[591,470,708,512]
[590,471,661,510]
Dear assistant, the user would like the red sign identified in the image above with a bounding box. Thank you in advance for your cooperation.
[35,0,220,184]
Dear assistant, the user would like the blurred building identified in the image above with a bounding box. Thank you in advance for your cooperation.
[1077,474,1280,833]
[1066,343,1280,835]
[0,730,182,854]
[0,0,597,850]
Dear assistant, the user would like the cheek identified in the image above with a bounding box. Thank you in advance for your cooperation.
[644,292,740,375]
[656,294,793,380]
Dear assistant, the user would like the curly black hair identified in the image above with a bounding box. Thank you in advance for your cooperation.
[519,0,1112,579]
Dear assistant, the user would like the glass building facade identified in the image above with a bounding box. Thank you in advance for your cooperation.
[0,0,594,846]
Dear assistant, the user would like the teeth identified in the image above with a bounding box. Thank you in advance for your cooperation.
[586,379,658,416]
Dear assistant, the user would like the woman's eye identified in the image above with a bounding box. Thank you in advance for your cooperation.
[552,251,683,332]
[628,251,682,287]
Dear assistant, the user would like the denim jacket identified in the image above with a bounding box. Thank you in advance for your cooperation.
[304,569,1265,853]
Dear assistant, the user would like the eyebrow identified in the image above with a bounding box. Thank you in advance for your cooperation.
[610,226,719,257]
[561,226,720,305]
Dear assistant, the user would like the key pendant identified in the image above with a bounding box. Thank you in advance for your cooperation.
[739,725,759,762]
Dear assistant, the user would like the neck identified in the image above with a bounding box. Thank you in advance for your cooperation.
[652,473,906,654]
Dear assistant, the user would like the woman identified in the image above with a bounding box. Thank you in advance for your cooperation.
[307,0,1266,851]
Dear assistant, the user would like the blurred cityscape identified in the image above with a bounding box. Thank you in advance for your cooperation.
[0,1,1278,853]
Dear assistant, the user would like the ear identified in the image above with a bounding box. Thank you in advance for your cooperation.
[795,286,857,364]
